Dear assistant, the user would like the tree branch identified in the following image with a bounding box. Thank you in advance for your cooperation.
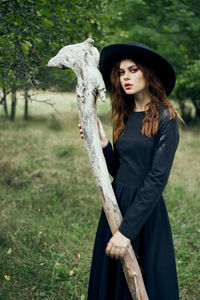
[48,38,149,300]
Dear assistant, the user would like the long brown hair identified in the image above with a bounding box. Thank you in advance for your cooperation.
[110,60,184,143]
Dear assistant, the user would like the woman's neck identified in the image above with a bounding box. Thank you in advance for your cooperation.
[133,90,151,111]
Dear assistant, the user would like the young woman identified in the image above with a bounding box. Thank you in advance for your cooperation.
[79,42,184,300]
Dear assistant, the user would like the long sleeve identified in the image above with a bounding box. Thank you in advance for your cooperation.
[103,140,119,178]
[119,111,180,240]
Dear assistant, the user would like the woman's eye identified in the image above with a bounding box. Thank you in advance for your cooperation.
[118,71,124,76]
[131,68,138,73]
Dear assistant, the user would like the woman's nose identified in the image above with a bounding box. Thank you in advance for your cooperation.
[124,73,130,80]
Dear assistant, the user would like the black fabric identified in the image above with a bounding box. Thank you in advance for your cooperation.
[99,42,176,96]
[87,107,180,300]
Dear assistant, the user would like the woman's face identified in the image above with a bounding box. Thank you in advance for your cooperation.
[119,59,147,96]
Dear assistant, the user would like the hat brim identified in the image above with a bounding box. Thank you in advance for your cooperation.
[99,43,175,96]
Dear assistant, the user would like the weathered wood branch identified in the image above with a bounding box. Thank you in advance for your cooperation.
[48,38,149,300]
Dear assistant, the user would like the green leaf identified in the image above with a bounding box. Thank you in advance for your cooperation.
[43,19,54,28]
[21,41,32,54]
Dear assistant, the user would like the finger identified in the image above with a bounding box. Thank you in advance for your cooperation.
[118,247,125,259]
[107,244,117,259]
[97,118,103,129]
[105,245,110,255]
[97,118,106,138]
[114,248,120,260]
[105,242,112,255]
[109,247,115,259]
[112,247,120,260]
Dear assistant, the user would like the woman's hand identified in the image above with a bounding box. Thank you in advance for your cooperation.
[78,117,108,148]
[78,120,84,140]
[97,117,109,148]
[106,230,131,260]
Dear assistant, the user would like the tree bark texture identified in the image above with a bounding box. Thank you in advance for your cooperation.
[10,86,17,121]
[3,88,8,118]
[48,38,149,300]
[24,88,29,120]
[192,98,200,119]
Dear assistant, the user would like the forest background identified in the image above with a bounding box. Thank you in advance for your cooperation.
[0,0,199,299]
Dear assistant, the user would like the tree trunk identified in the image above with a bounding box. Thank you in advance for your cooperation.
[192,98,200,119]
[10,87,17,121]
[24,88,29,120]
[179,99,186,118]
[3,88,8,118]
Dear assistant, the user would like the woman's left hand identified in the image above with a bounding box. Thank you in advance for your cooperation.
[106,230,131,259]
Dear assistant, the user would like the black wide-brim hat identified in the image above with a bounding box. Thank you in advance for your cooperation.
[99,42,176,96]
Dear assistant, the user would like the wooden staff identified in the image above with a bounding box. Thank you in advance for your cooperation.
[48,38,149,300]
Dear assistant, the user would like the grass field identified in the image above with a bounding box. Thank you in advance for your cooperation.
[0,91,199,299]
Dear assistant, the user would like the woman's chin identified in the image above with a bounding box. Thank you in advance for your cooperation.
[123,89,135,95]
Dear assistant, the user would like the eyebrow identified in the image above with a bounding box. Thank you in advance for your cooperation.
[119,64,137,70]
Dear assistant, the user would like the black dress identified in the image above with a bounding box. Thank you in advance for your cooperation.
[87,106,180,300]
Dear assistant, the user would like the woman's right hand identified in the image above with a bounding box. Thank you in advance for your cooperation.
[78,117,109,148]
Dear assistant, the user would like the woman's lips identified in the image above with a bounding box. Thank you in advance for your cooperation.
[124,84,133,89]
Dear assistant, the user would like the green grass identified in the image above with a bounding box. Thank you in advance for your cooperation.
[0,93,199,299]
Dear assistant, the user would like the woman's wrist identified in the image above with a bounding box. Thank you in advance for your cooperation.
[102,138,109,148]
